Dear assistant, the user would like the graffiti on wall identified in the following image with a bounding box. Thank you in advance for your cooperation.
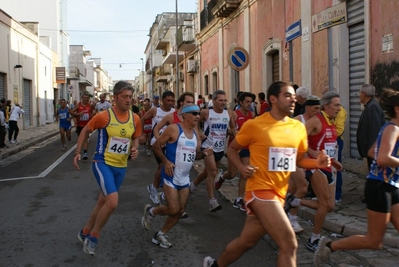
[371,61,399,96]
[315,63,328,95]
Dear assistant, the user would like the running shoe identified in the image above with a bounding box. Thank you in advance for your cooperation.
[83,236,97,256]
[63,145,67,151]
[233,198,246,212]
[203,256,216,267]
[83,153,88,160]
[146,150,151,156]
[307,238,320,252]
[152,231,172,248]
[147,184,160,205]
[77,229,89,243]
[10,140,16,144]
[141,204,154,230]
[181,212,189,219]
[289,216,304,234]
[214,170,225,190]
[209,198,222,212]
[189,182,196,199]
[314,236,332,267]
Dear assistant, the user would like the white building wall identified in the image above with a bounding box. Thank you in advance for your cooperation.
[0,0,70,100]
[0,11,42,127]
[38,42,54,124]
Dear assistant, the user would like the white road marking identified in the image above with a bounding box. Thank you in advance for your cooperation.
[0,144,77,182]
[39,145,77,177]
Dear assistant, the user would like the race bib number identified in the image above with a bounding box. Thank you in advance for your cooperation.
[324,142,337,158]
[178,152,195,163]
[108,137,130,154]
[80,113,89,121]
[213,135,225,150]
[59,113,67,119]
[268,147,297,172]
[144,124,152,131]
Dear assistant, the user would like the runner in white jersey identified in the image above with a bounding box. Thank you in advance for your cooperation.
[140,91,175,204]
[141,104,212,248]
[191,90,235,211]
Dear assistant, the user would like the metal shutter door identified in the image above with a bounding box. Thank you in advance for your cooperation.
[347,0,365,158]
[23,79,31,126]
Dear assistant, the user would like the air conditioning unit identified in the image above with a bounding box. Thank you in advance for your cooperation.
[187,60,197,73]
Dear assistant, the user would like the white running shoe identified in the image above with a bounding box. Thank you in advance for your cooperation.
[141,204,154,230]
[209,198,222,212]
[147,184,160,205]
[203,256,216,267]
[289,216,304,234]
[314,236,332,266]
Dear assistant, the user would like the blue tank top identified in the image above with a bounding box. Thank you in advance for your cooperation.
[161,124,197,186]
[368,122,399,188]
[58,107,70,125]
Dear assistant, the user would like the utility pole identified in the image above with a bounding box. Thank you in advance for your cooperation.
[175,0,179,97]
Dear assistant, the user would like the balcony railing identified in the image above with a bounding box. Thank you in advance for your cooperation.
[177,25,196,51]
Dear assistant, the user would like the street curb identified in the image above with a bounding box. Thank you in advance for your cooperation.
[298,207,398,248]
[0,130,59,160]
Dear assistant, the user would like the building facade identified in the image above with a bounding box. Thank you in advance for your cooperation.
[196,0,399,159]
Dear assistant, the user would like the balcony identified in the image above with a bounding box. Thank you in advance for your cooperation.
[211,0,241,18]
[67,67,80,80]
[162,51,185,65]
[177,25,196,51]
[155,66,171,83]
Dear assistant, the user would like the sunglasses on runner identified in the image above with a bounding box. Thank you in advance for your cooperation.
[187,111,200,116]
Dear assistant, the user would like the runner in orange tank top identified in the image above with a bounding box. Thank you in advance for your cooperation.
[203,81,331,267]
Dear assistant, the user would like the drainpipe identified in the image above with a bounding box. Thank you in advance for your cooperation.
[36,43,40,126]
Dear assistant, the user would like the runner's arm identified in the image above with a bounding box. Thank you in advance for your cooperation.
[296,151,331,170]
[228,110,237,137]
[227,139,257,179]
[140,107,156,131]
[153,113,172,139]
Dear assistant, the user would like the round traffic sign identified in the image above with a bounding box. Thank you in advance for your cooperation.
[227,46,249,71]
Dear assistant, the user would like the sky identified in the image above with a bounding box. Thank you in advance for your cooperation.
[67,0,197,81]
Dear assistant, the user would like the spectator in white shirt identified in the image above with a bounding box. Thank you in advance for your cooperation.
[207,94,213,108]
[8,103,24,144]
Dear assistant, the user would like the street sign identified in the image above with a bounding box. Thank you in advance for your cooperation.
[286,20,301,42]
[311,2,347,33]
[227,46,249,71]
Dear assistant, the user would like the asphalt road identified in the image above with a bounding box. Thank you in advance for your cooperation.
[1,134,397,267]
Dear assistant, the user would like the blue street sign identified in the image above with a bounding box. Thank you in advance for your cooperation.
[228,46,249,71]
[286,20,302,42]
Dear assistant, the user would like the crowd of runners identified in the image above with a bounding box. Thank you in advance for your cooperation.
[64,81,398,267]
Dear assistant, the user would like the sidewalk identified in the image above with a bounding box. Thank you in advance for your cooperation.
[0,123,59,160]
[1,125,397,248]
[194,156,398,248]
